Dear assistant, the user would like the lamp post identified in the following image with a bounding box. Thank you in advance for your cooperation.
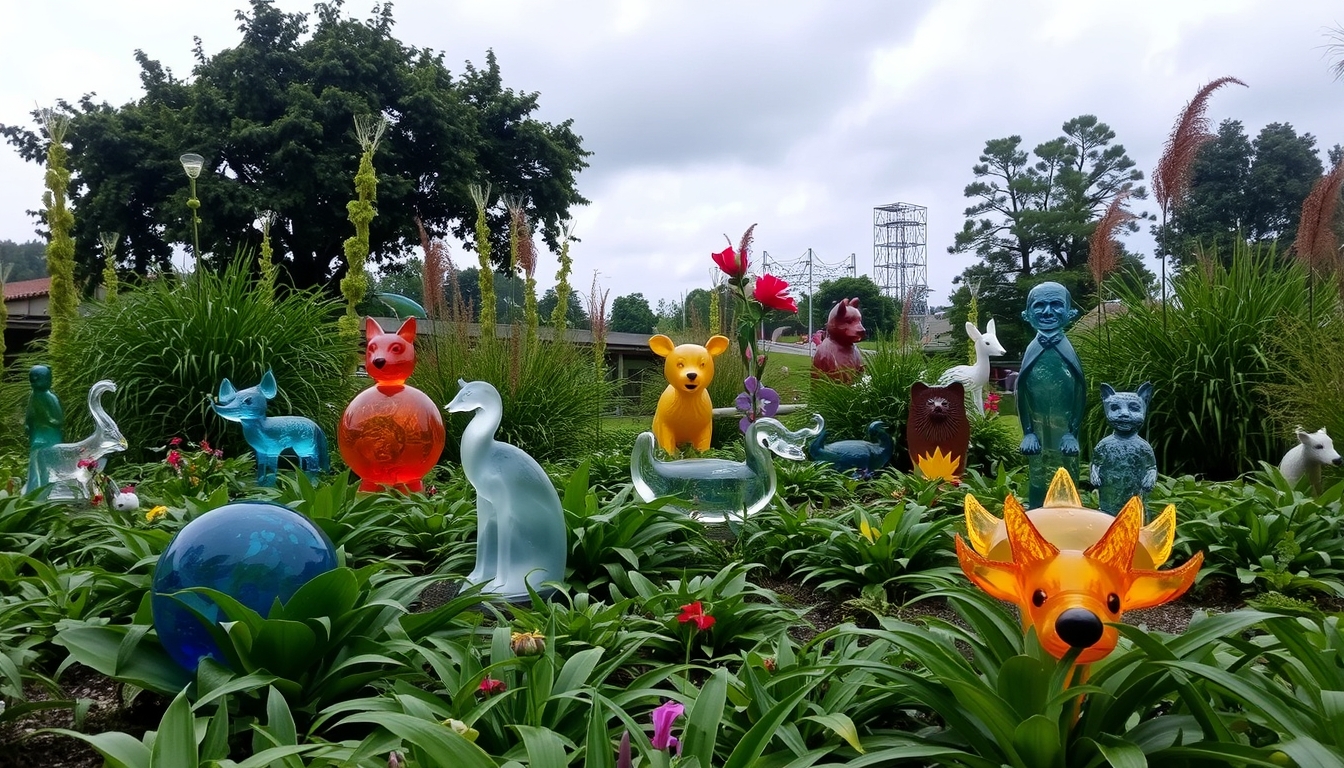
[179,153,204,274]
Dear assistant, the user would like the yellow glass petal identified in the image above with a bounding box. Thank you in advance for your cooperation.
[1125,552,1203,611]
[1142,504,1177,567]
[1042,467,1082,508]
[1003,494,1059,563]
[916,446,962,481]
[955,534,1022,604]
[964,494,1000,556]
[1085,496,1142,571]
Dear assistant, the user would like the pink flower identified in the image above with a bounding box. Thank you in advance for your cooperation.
[212,449,224,459]
[167,449,183,470]
[119,484,136,494]
[169,437,183,447]
[77,458,97,469]
[711,246,747,278]
[677,601,716,631]
[198,439,212,454]
[753,274,798,313]
[477,676,506,697]
[651,700,684,753]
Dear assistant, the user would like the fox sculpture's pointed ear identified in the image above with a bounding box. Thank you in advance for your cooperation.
[963,494,1001,556]
[1125,552,1203,611]
[218,378,236,401]
[1143,504,1177,567]
[259,369,278,400]
[1086,497,1143,571]
[396,317,417,343]
[956,535,1020,603]
[365,317,384,339]
[1003,496,1058,564]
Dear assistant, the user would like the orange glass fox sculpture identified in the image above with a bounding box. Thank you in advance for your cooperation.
[955,469,1202,664]
[338,317,445,492]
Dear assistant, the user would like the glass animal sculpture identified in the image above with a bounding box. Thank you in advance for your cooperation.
[339,317,445,492]
[1279,427,1342,496]
[937,320,1007,415]
[631,416,818,523]
[907,381,970,482]
[446,380,567,601]
[24,365,64,495]
[151,500,338,672]
[812,298,865,382]
[28,379,127,501]
[1017,282,1086,508]
[1089,382,1157,515]
[957,468,1200,663]
[213,369,330,486]
[649,334,730,453]
[805,414,892,476]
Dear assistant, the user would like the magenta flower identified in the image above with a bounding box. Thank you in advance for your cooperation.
[651,700,684,754]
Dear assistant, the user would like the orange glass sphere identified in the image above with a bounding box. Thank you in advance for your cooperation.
[338,383,445,492]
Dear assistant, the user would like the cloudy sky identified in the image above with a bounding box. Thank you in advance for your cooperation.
[1,0,1341,313]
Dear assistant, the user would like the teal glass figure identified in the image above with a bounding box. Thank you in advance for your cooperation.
[28,380,127,501]
[804,415,893,477]
[1090,382,1157,516]
[151,501,338,672]
[213,369,330,486]
[630,416,818,523]
[1017,282,1086,509]
[24,365,64,495]
[446,380,567,601]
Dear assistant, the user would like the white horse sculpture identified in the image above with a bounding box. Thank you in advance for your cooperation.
[938,320,1007,415]
[1280,427,1342,496]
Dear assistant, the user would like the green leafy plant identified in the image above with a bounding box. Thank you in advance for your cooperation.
[787,502,960,596]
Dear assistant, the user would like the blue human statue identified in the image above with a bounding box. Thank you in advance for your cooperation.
[446,380,567,601]
[24,365,64,495]
[1017,282,1086,509]
[1090,382,1157,516]
[213,369,329,486]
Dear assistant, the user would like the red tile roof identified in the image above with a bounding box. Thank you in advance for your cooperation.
[3,277,51,301]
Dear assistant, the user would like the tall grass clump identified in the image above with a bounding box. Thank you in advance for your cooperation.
[39,255,352,461]
[1260,308,1344,474]
[1079,243,1312,479]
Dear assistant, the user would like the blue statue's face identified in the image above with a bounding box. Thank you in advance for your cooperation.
[1024,283,1074,333]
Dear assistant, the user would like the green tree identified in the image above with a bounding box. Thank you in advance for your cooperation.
[538,287,589,330]
[0,1,589,292]
[0,241,47,281]
[609,292,657,334]
[809,275,898,336]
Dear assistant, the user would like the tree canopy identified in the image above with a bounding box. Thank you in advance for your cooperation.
[609,292,656,335]
[0,1,590,292]
[0,240,46,282]
[538,287,589,330]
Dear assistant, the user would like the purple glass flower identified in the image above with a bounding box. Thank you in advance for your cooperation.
[651,700,684,754]
[736,376,781,433]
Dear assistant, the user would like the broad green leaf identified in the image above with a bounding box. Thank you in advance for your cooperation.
[41,729,150,768]
[683,668,729,768]
[149,690,198,768]
[1011,714,1061,768]
[513,724,569,768]
[340,712,496,768]
[802,713,864,755]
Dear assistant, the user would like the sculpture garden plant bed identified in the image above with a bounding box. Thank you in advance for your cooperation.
[1,457,1343,767]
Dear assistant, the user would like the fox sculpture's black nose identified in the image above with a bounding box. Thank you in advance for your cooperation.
[1056,608,1103,648]
[372,358,386,369]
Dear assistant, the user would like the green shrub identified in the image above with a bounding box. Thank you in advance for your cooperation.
[35,256,353,462]
[1079,244,1313,479]
[967,411,1026,474]
[1259,309,1344,487]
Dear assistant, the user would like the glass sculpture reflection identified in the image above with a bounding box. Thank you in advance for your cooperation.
[1017,282,1086,508]
[1089,382,1157,515]
[151,500,338,671]
[24,365,64,495]
[28,379,127,501]
[213,369,330,486]
[804,414,892,476]
[956,468,1200,664]
[631,416,818,523]
[446,380,566,601]
[338,317,445,492]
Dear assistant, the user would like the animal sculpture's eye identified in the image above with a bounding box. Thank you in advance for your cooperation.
[1031,589,1046,607]
[367,342,376,352]
[1107,593,1121,614]
[1317,445,1325,450]
[391,343,404,354]
[244,397,253,405]
[678,362,684,368]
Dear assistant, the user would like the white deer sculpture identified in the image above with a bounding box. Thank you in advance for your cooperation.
[30,379,128,501]
[937,320,1007,415]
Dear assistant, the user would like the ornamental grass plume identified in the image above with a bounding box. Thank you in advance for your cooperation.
[468,182,496,336]
[1290,161,1344,312]
[1089,190,1136,348]
[416,217,449,322]
[551,221,576,338]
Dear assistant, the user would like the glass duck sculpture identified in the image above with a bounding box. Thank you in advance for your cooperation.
[804,415,893,476]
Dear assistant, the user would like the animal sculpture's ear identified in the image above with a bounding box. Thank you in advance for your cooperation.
[1085,497,1143,571]
[1099,383,1116,400]
[943,380,965,400]
[219,378,236,400]
[964,321,981,340]
[1137,382,1154,405]
[705,335,730,357]
[1003,495,1058,564]
[911,381,928,398]
[1124,552,1202,611]
[259,369,278,400]
[956,535,1021,603]
[1298,430,1315,446]
[396,317,417,344]
[1143,503,1177,567]
[849,297,860,308]
[649,335,675,357]
[1043,467,1082,508]
[963,493,1001,556]
[365,317,384,339]
[986,318,996,336]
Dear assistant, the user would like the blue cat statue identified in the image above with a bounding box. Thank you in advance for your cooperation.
[1089,382,1157,516]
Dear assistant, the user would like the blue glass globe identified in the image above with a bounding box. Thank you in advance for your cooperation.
[151,500,338,672]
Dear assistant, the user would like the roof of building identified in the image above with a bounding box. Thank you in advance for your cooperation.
[3,277,51,301]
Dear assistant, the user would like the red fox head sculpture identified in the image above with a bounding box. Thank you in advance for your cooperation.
[365,317,417,387]
[955,469,1202,664]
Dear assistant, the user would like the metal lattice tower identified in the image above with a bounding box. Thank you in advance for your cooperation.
[873,203,928,316]
[761,249,857,344]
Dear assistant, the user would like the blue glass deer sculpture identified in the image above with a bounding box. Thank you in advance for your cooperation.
[214,369,329,486]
